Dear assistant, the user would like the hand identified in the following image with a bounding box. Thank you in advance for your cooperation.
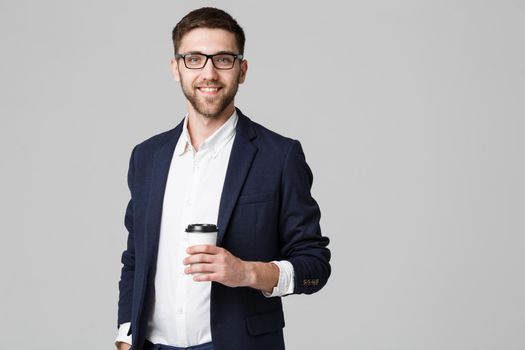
[116,341,131,350]
[183,245,253,287]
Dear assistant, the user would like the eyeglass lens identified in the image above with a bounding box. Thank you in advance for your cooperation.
[184,54,236,69]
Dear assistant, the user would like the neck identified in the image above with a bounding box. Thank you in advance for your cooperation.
[186,103,235,151]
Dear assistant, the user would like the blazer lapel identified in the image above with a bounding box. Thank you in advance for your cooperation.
[217,110,258,246]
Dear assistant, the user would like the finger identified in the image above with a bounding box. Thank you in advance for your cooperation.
[187,244,220,255]
[186,263,217,275]
[193,272,219,282]
[183,253,215,266]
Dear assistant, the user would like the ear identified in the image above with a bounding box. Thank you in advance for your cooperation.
[239,59,248,84]
[171,58,181,82]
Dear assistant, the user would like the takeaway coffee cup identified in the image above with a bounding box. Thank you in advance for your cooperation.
[185,223,218,247]
[185,224,218,276]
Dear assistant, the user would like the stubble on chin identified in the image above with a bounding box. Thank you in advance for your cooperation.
[179,76,240,120]
[195,95,227,119]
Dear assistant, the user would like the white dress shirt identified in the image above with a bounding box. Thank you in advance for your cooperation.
[116,110,294,347]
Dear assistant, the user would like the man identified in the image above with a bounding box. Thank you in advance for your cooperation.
[116,7,331,350]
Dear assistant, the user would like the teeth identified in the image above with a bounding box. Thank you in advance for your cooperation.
[200,87,219,92]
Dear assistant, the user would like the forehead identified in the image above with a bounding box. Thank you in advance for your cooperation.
[178,28,239,53]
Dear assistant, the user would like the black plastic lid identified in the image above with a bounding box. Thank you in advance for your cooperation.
[185,223,218,233]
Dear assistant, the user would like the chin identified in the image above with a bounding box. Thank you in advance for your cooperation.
[201,112,220,119]
[194,101,230,119]
[195,107,223,119]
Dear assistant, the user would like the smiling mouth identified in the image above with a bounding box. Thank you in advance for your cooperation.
[197,86,223,94]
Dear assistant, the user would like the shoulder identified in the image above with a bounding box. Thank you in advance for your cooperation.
[251,119,293,144]
[137,128,176,149]
[131,119,184,158]
[239,110,297,158]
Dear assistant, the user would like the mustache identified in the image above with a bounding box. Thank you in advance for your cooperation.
[194,81,224,88]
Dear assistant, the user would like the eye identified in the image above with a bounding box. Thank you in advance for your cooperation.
[185,55,204,65]
[215,55,234,64]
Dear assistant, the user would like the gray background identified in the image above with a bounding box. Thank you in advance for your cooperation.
[1,0,524,349]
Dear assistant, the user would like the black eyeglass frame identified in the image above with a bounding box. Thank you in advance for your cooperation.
[174,52,244,70]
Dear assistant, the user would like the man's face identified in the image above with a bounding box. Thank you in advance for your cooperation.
[171,28,248,119]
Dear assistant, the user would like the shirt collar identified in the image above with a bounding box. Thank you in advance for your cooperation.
[174,109,238,158]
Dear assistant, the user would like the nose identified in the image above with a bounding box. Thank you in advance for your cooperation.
[200,57,219,81]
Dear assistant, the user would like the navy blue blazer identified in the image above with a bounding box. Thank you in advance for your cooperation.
[118,109,331,350]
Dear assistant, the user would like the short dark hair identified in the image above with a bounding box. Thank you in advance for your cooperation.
[172,7,246,55]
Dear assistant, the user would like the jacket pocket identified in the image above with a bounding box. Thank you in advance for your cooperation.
[237,191,275,205]
[245,309,285,336]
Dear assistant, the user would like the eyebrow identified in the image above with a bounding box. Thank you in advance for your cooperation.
[184,50,238,55]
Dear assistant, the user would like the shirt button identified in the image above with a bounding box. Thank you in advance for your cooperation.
[177,308,183,315]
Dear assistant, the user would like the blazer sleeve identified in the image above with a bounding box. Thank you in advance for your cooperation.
[117,145,137,327]
[279,140,331,294]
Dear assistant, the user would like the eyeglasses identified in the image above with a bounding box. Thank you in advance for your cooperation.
[175,53,244,70]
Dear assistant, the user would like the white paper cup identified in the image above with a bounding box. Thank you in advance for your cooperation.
[185,224,218,275]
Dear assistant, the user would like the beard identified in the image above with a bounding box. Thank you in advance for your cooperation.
[180,74,240,119]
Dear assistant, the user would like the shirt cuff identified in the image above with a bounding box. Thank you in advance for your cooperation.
[262,260,295,298]
[115,322,132,348]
